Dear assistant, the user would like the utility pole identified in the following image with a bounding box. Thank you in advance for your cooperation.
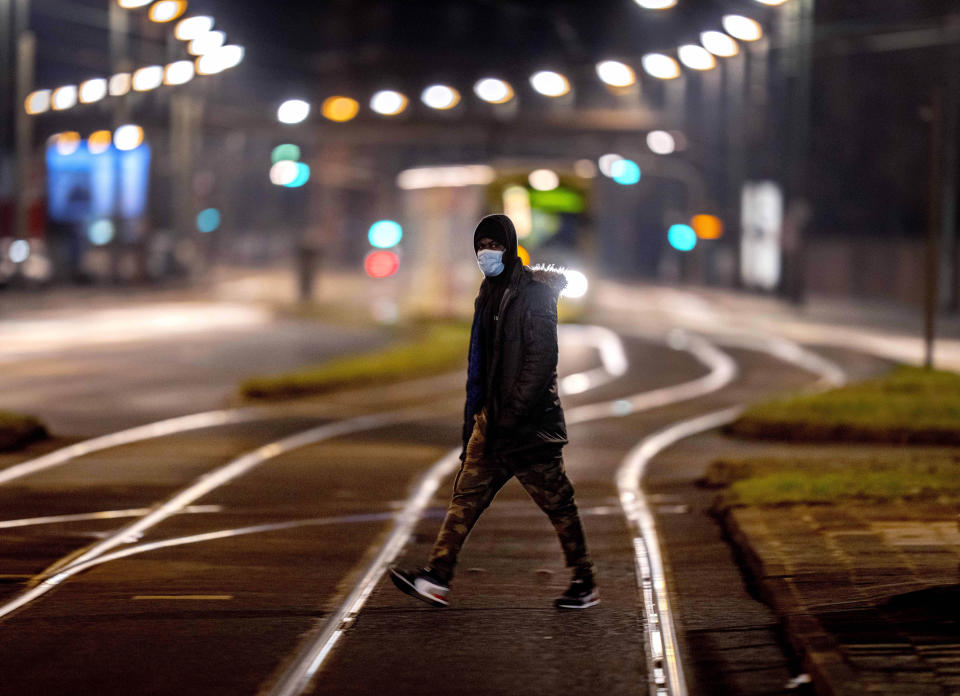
[13,0,33,244]
[925,88,944,369]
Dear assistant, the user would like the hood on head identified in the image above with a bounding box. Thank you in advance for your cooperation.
[530,264,568,297]
[473,214,518,264]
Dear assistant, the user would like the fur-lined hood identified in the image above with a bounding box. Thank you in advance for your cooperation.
[530,264,568,298]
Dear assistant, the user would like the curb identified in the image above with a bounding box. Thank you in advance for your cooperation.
[720,507,863,696]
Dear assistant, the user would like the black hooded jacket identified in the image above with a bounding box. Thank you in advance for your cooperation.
[461,215,568,459]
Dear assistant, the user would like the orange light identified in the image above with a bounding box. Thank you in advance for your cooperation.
[88,130,113,155]
[517,245,531,266]
[364,250,399,278]
[691,214,723,239]
[321,96,359,123]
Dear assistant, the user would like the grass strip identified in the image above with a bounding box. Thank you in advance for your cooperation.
[727,365,960,444]
[0,411,48,451]
[704,451,960,506]
[241,321,470,400]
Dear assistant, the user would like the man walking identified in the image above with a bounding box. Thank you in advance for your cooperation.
[389,214,597,610]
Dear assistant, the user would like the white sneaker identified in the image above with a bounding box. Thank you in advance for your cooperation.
[388,566,450,607]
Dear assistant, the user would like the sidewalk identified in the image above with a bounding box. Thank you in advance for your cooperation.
[722,499,960,695]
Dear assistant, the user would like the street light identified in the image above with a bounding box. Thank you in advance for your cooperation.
[530,71,570,97]
[722,15,764,42]
[641,53,681,80]
[421,84,460,110]
[647,130,676,154]
[175,16,213,41]
[278,99,310,124]
[132,65,163,91]
[633,0,677,8]
[149,1,187,23]
[678,45,716,71]
[370,90,408,115]
[596,60,637,88]
[52,85,78,111]
[79,78,108,104]
[195,45,244,75]
[701,31,740,57]
[114,124,144,151]
[164,60,195,86]
[88,130,112,155]
[25,90,52,115]
[528,169,560,191]
[474,78,514,104]
[188,30,225,56]
[109,72,132,96]
[321,96,359,122]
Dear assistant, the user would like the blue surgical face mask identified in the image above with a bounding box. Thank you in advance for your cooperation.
[477,249,505,277]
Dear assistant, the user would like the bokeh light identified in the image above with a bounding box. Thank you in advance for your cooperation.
[647,130,676,155]
[188,30,226,56]
[321,96,360,122]
[368,220,403,249]
[421,85,461,110]
[278,99,310,125]
[641,53,681,80]
[598,153,623,178]
[197,208,221,233]
[611,159,641,185]
[196,45,244,74]
[118,0,152,7]
[175,16,214,41]
[723,15,763,41]
[270,160,299,186]
[109,72,131,96]
[528,169,560,191]
[474,78,514,104]
[113,124,144,151]
[753,0,788,5]
[24,90,51,115]
[692,214,723,239]
[88,219,115,246]
[271,144,301,164]
[149,1,186,23]
[633,0,677,8]
[396,165,495,190]
[285,163,311,188]
[52,85,77,111]
[132,66,163,91]
[8,239,30,264]
[517,245,531,266]
[164,60,195,86]
[668,224,698,251]
[53,132,81,156]
[596,60,636,88]
[370,90,408,116]
[88,130,113,155]
[530,71,570,97]
[701,31,740,57]
[365,250,400,279]
[678,44,716,71]
[79,78,108,104]
[574,159,597,178]
[561,270,589,299]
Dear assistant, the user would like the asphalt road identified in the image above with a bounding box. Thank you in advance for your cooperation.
[0,292,894,696]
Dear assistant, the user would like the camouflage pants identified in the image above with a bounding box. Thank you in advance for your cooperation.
[428,409,593,584]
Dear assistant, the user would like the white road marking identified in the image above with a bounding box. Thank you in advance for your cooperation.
[0,505,223,530]
[267,329,738,696]
[615,327,847,696]
[618,407,744,696]
[0,408,274,486]
[132,595,233,600]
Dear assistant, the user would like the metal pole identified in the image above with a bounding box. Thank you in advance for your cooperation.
[0,0,12,158]
[939,31,959,312]
[925,88,943,369]
[13,0,34,243]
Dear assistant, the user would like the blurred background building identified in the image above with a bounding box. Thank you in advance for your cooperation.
[0,0,957,313]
